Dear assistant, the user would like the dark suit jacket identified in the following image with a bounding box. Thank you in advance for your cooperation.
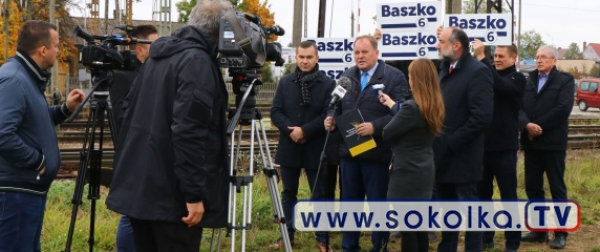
[271,71,336,169]
[337,60,410,163]
[518,67,574,150]
[480,60,526,152]
[433,53,493,184]
[383,99,435,200]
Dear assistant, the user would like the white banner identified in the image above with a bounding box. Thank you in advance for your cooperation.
[304,38,355,80]
[377,2,442,60]
[294,200,581,232]
[377,2,442,32]
[445,14,513,45]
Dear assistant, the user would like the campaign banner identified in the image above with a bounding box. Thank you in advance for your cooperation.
[445,13,513,45]
[377,2,442,32]
[304,38,355,80]
[378,30,439,60]
[377,2,442,60]
[294,200,581,232]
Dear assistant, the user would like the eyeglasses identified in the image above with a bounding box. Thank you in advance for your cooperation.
[535,55,555,60]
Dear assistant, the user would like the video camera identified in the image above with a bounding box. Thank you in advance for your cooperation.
[218,11,286,121]
[74,26,152,71]
[217,12,285,70]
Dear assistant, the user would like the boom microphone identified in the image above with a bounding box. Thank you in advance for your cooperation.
[329,76,352,108]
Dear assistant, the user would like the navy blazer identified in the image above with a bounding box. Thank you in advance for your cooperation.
[337,60,410,163]
[434,53,494,184]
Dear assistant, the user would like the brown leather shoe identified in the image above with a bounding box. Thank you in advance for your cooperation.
[317,241,333,252]
[268,238,294,249]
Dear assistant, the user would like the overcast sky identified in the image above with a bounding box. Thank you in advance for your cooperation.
[72,0,600,49]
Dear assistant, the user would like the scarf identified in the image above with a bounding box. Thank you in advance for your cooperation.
[295,63,320,107]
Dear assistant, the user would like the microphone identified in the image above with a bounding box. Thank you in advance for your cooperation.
[329,76,352,108]
[115,25,136,34]
[265,25,285,36]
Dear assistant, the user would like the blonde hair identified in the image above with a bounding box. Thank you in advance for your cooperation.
[408,59,445,136]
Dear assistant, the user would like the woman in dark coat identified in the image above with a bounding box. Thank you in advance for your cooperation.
[380,59,445,252]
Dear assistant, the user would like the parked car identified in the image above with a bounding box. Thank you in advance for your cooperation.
[576,77,600,111]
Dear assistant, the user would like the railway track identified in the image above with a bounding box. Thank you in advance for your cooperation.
[56,115,600,176]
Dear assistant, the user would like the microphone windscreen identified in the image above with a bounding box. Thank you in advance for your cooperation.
[337,76,352,89]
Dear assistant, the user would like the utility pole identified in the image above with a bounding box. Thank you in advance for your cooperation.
[49,0,57,97]
[517,0,522,54]
[104,0,109,34]
[292,0,302,46]
[303,0,307,38]
[126,0,132,25]
[115,0,121,24]
[446,0,461,14]
[317,0,326,37]
[4,0,9,62]
[350,0,354,37]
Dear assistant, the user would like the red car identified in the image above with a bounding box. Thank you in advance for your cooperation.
[576,77,600,111]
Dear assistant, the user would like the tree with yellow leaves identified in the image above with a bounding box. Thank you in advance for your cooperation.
[0,0,77,66]
[0,0,24,64]
[238,0,278,42]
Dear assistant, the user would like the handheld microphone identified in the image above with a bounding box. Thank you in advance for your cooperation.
[372,84,386,102]
[329,76,352,108]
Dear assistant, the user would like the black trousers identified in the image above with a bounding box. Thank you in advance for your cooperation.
[129,218,203,252]
[524,150,568,236]
[436,182,482,252]
[280,164,337,243]
[479,150,520,250]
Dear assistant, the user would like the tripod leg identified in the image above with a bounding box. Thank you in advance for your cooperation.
[64,101,100,252]
[255,119,293,252]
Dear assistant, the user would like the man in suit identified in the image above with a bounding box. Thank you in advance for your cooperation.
[519,45,574,250]
[325,35,409,252]
[473,40,526,252]
[270,40,336,252]
[434,27,493,252]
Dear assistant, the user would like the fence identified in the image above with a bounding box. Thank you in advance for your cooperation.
[64,73,279,103]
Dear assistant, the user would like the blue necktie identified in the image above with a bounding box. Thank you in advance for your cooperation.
[361,72,369,91]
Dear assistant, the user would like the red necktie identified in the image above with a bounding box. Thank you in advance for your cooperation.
[449,66,454,74]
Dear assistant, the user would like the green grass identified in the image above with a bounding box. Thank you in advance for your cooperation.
[42,150,600,251]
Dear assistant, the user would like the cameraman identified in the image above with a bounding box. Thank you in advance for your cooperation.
[105,0,232,250]
[107,24,158,252]
[109,24,158,132]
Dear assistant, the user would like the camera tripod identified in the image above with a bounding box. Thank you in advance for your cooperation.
[63,72,117,252]
[210,78,292,252]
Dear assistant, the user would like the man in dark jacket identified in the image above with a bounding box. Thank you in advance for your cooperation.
[269,40,336,251]
[325,35,409,252]
[0,20,85,251]
[518,45,574,250]
[108,24,158,252]
[434,27,493,252]
[105,0,231,250]
[473,40,526,252]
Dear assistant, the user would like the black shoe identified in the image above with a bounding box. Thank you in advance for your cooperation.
[550,234,567,249]
[483,241,494,249]
[521,232,548,243]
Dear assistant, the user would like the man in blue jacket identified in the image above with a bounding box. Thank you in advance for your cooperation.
[325,35,409,252]
[0,20,85,251]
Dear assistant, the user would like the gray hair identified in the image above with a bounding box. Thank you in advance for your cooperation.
[537,45,558,59]
[188,0,232,37]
